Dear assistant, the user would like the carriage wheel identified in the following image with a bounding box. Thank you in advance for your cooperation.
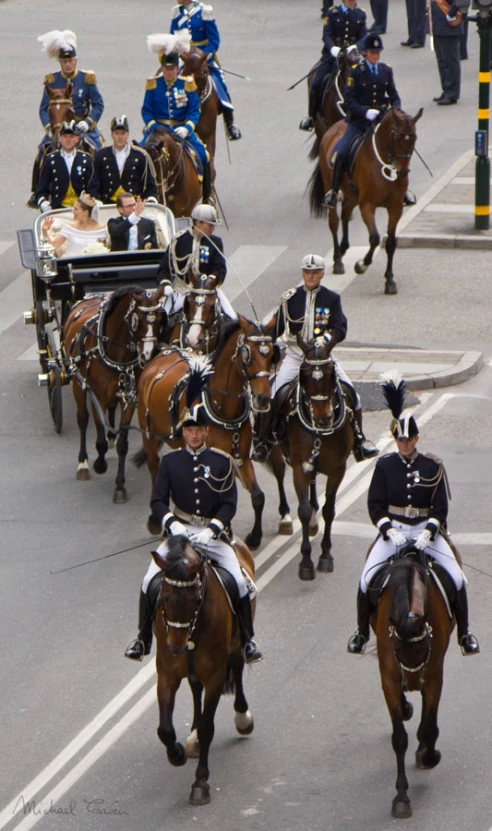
[48,365,63,434]
[35,300,49,372]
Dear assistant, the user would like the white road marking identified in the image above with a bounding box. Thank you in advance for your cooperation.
[424,204,475,214]
[17,344,38,362]
[225,245,287,303]
[323,245,373,294]
[0,241,14,257]
[0,271,32,336]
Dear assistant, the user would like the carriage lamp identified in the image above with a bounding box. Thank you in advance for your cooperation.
[472,0,492,11]
[36,240,58,280]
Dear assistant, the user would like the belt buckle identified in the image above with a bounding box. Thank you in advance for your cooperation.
[406,507,419,519]
[191,515,206,527]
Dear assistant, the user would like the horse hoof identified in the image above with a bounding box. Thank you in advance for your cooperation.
[189,783,211,806]
[278,518,294,535]
[93,459,108,475]
[308,523,319,537]
[76,469,91,482]
[402,700,414,721]
[147,515,161,535]
[416,748,441,769]
[392,800,412,819]
[235,709,254,736]
[185,729,200,758]
[354,260,367,275]
[299,564,316,581]
[385,280,398,295]
[113,488,128,504]
[166,741,187,767]
[332,262,345,275]
[244,532,261,551]
[317,555,334,573]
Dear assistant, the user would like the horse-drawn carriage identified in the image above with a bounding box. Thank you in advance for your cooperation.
[17,203,179,433]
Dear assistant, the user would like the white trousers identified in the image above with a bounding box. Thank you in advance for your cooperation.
[270,348,361,408]
[360,519,465,593]
[142,524,247,597]
[162,287,237,320]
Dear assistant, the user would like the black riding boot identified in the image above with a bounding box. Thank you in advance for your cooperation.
[352,407,379,463]
[201,159,213,205]
[124,590,154,661]
[27,156,42,208]
[454,585,480,655]
[322,153,344,208]
[237,594,263,663]
[223,108,242,140]
[347,587,372,654]
[251,408,273,463]
[299,88,318,131]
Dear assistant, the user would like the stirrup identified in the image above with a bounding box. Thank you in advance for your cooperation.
[243,640,263,664]
[251,442,269,463]
[353,443,379,463]
[459,633,480,656]
[347,631,368,654]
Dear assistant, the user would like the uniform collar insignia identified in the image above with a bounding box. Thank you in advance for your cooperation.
[185,443,207,456]
[398,450,419,464]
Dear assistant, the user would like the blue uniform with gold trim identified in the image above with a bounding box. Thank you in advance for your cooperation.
[35,148,93,208]
[170,1,233,111]
[39,69,104,150]
[141,74,208,165]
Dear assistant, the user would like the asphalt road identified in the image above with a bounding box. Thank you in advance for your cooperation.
[1,2,492,831]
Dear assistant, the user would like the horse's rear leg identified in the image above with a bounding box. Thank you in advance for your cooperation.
[270,446,293,535]
[107,401,117,449]
[190,675,224,805]
[143,436,163,534]
[355,203,379,275]
[415,680,442,769]
[328,203,345,275]
[239,459,264,550]
[157,674,187,767]
[92,405,109,475]
[384,205,404,295]
[74,383,91,481]
[340,194,356,258]
[318,486,338,573]
[293,466,315,580]
[113,403,135,504]
[230,652,254,736]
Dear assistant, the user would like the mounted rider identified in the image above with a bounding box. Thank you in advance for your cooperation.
[252,254,379,464]
[143,33,213,205]
[322,33,416,208]
[28,30,104,206]
[300,0,367,131]
[124,399,262,664]
[347,372,480,657]
[170,0,241,140]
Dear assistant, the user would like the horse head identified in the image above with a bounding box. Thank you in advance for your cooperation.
[152,535,205,655]
[103,285,167,366]
[388,545,432,674]
[297,335,337,429]
[235,317,280,413]
[180,48,209,86]
[183,272,220,353]
[379,107,423,178]
[46,83,74,140]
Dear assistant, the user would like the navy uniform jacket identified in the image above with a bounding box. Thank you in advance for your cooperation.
[88,144,158,204]
[273,285,348,344]
[35,149,93,208]
[39,69,104,146]
[430,0,463,37]
[107,216,158,251]
[344,60,401,122]
[151,445,237,535]
[157,228,226,285]
[368,451,448,535]
[323,5,367,52]
[170,2,220,56]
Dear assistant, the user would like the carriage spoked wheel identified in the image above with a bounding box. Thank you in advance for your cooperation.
[35,300,49,373]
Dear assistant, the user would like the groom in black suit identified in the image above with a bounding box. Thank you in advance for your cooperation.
[107,193,159,251]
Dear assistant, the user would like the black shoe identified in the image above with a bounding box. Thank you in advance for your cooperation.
[403,190,417,207]
[369,26,385,34]
[347,631,368,654]
[124,638,150,661]
[27,193,38,209]
[243,640,263,664]
[459,633,480,655]
[411,42,424,49]
[251,443,269,463]
[227,124,242,141]
[299,116,314,131]
[322,190,338,209]
[433,93,445,102]
[438,97,457,106]
[400,39,414,46]
[353,443,379,463]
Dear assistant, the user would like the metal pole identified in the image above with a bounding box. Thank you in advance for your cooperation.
[475,11,491,230]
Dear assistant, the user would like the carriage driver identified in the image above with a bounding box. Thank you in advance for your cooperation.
[124,404,262,664]
[299,0,367,132]
[347,376,480,657]
[252,254,379,464]
[322,33,416,208]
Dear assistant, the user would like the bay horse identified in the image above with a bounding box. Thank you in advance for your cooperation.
[180,48,219,182]
[136,316,279,549]
[308,48,361,157]
[308,107,423,294]
[45,83,75,148]
[151,534,256,805]
[370,543,454,818]
[268,335,354,580]
[63,285,166,503]
[144,127,202,217]
[168,272,223,354]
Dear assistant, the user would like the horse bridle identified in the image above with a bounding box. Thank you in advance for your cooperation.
[297,351,346,436]
[373,112,417,180]
[47,98,75,131]
[160,570,205,648]
[182,285,220,348]
[389,621,433,675]
[96,294,164,370]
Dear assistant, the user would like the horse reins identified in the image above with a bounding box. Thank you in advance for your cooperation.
[372,112,417,181]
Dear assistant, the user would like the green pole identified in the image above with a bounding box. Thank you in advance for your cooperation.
[475,13,491,230]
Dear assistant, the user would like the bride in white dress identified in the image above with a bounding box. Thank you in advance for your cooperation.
[41,192,108,257]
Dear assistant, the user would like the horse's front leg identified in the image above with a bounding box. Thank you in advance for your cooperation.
[113,402,135,504]
[355,202,380,274]
[384,200,404,295]
[73,381,91,481]
[415,677,443,770]
[190,673,224,805]
[238,458,265,550]
[269,445,293,535]
[381,675,411,818]
[309,476,319,537]
[293,464,315,581]
[185,679,204,759]
[142,436,162,534]
[318,464,346,573]
[92,402,109,475]
[157,673,187,767]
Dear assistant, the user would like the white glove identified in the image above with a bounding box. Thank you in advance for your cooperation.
[347,44,359,55]
[414,529,432,551]
[330,46,341,58]
[76,120,89,133]
[169,520,188,536]
[366,109,379,122]
[387,527,406,547]
[162,283,173,297]
[174,126,188,140]
[146,196,158,204]
[39,200,51,213]
[190,527,215,546]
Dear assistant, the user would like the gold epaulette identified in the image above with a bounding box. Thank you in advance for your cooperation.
[183,76,197,93]
[44,73,55,84]
[146,77,157,91]
[82,70,97,84]
[282,287,296,300]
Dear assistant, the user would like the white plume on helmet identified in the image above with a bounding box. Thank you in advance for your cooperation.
[147,31,191,57]
[38,30,77,60]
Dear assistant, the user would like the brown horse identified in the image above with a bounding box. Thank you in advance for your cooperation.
[151,534,256,805]
[308,48,361,157]
[180,48,219,181]
[308,107,423,294]
[63,285,166,503]
[269,336,354,580]
[370,544,454,818]
[170,273,223,354]
[144,127,202,216]
[137,316,279,548]
[45,82,75,146]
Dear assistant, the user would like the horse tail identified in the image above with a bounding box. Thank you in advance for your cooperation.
[222,661,236,695]
[131,447,148,468]
[308,161,327,218]
[308,135,321,161]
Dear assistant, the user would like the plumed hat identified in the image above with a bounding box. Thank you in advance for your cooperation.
[110,114,130,132]
[38,30,77,60]
[59,120,78,135]
[176,356,213,433]
[380,370,419,439]
[147,31,192,64]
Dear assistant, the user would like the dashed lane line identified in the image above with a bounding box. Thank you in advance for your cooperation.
[0,271,31,336]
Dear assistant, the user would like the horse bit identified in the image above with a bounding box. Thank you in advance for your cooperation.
[161,572,205,649]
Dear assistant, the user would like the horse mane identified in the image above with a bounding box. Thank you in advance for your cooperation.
[105,285,146,317]
[211,318,241,363]
[164,534,200,581]
[388,554,427,639]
